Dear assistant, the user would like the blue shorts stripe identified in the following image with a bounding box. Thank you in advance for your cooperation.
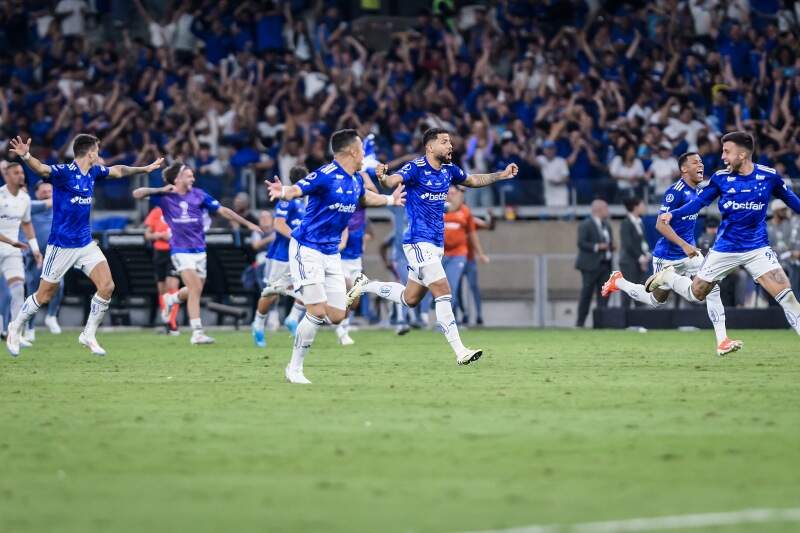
[295,245,305,280]
[44,246,58,277]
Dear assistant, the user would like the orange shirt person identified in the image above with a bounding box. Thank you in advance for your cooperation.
[144,206,179,333]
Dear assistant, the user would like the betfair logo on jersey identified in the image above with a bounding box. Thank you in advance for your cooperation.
[69,196,93,205]
[328,202,357,213]
[722,200,764,211]
[419,192,448,201]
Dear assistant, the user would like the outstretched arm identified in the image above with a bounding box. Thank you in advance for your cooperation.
[463,163,519,188]
[109,157,164,178]
[9,136,51,176]
[217,206,261,233]
[374,164,404,189]
[133,184,175,199]
[659,180,720,225]
[361,184,405,208]
[773,180,800,214]
[266,179,304,201]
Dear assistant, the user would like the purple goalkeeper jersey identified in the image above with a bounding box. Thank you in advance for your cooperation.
[158,188,221,253]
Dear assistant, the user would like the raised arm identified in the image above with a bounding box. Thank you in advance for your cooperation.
[216,206,262,234]
[266,179,304,202]
[772,179,800,214]
[109,157,165,178]
[9,137,51,176]
[374,163,404,189]
[463,163,519,188]
[659,180,720,225]
[133,184,175,199]
[361,184,405,208]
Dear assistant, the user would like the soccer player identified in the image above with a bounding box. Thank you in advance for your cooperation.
[251,166,308,348]
[335,170,378,346]
[7,134,164,356]
[134,162,261,344]
[347,128,518,365]
[265,129,405,384]
[0,162,42,348]
[647,131,800,339]
[143,205,180,335]
[601,152,742,355]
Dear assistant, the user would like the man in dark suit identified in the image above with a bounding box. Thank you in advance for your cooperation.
[618,196,651,308]
[575,199,614,327]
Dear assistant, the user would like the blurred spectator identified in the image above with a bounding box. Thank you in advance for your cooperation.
[609,144,647,203]
[647,144,680,197]
[250,209,275,266]
[222,192,258,230]
[575,199,613,327]
[619,197,651,308]
[535,140,570,207]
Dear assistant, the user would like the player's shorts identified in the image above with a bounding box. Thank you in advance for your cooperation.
[41,241,107,283]
[341,257,363,281]
[0,249,25,280]
[289,238,346,309]
[153,249,177,281]
[697,246,781,283]
[652,254,705,277]
[261,258,296,297]
[171,252,207,278]
[402,242,447,287]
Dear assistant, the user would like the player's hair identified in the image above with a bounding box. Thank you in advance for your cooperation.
[677,151,699,171]
[72,134,100,157]
[289,165,309,184]
[423,127,449,147]
[330,129,359,154]
[623,196,643,213]
[163,161,185,185]
[721,131,755,153]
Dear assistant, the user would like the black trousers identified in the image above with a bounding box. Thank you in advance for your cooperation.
[619,262,648,308]
[576,262,612,327]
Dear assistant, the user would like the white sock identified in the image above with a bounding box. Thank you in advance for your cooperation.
[395,303,407,324]
[705,285,728,343]
[84,294,110,337]
[663,270,703,303]
[435,295,465,354]
[616,278,662,307]
[775,288,800,335]
[8,281,24,322]
[288,302,305,322]
[290,313,323,371]
[190,318,203,331]
[366,281,405,305]
[336,317,350,338]
[253,311,267,329]
[13,294,40,330]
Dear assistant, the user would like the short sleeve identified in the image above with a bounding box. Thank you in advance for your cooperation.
[358,174,366,200]
[449,164,467,185]
[22,197,31,223]
[274,200,290,219]
[144,209,157,228]
[201,192,221,213]
[95,164,110,178]
[296,169,330,196]
[48,164,68,186]
[396,162,417,185]
[659,189,679,213]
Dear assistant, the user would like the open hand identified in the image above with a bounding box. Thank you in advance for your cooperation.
[145,158,165,173]
[9,136,31,158]
[392,183,406,207]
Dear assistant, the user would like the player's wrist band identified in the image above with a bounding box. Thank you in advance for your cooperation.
[21,153,31,161]
[28,238,39,254]
[280,186,290,200]
[384,194,394,206]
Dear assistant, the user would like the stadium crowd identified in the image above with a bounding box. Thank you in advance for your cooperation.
[1,0,800,210]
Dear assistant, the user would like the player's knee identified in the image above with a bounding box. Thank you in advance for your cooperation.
[98,278,115,298]
[327,308,346,324]
[691,280,711,301]
[403,291,421,307]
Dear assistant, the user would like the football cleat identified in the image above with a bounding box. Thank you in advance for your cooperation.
[284,316,299,336]
[285,365,311,384]
[78,332,106,356]
[345,273,369,308]
[456,348,483,365]
[645,265,675,293]
[602,271,623,297]
[251,323,266,348]
[190,331,215,345]
[338,333,355,346]
[717,338,743,356]
[45,315,62,334]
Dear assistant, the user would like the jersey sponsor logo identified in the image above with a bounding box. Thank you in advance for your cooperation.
[665,193,674,203]
[419,192,448,201]
[756,174,766,180]
[726,177,736,181]
[722,200,764,211]
[69,196,92,205]
[328,202,358,213]
[680,213,699,221]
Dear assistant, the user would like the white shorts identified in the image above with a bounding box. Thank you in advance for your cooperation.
[289,238,346,309]
[0,249,25,280]
[41,242,107,283]
[652,254,705,277]
[171,252,207,278]
[262,259,295,297]
[697,246,781,283]
[341,257,363,281]
[402,242,447,287]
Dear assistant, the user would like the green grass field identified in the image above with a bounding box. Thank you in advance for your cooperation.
[1,328,799,533]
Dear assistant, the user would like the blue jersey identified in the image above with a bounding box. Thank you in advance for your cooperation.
[291,160,365,255]
[47,161,109,248]
[670,163,800,253]
[397,156,467,247]
[341,207,367,260]
[653,179,700,260]
[267,198,304,261]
